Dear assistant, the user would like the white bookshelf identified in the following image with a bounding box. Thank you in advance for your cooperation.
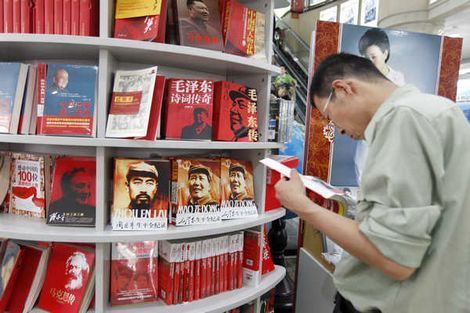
[0,208,286,243]
[108,265,286,313]
[0,0,284,312]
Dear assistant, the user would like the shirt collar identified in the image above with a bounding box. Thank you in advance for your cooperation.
[364,85,419,143]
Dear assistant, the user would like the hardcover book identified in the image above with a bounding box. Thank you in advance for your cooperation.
[174,0,224,51]
[9,153,46,218]
[158,240,183,305]
[47,156,96,226]
[41,63,98,137]
[105,66,158,138]
[37,243,95,313]
[0,153,11,213]
[110,241,158,306]
[163,78,215,141]
[170,158,221,226]
[114,0,168,42]
[242,229,260,286]
[0,241,24,312]
[222,0,265,57]
[112,158,170,231]
[213,81,258,142]
[220,158,257,220]
[0,62,29,134]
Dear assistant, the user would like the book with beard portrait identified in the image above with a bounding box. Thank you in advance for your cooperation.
[112,158,170,231]
[220,158,257,220]
[170,158,221,226]
[37,243,95,313]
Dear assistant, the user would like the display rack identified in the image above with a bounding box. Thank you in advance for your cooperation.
[0,1,285,312]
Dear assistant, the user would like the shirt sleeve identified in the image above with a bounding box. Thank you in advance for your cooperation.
[358,107,445,268]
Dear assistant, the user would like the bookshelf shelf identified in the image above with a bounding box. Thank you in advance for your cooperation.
[108,265,286,313]
[0,209,285,243]
[0,134,284,149]
[0,34,280,75]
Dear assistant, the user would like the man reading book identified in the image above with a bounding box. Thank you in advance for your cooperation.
[275,53,470,313]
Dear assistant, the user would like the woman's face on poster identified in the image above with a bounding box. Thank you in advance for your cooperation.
[364,45,389,74]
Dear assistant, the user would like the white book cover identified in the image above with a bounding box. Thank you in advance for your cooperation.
[105,66,158,138]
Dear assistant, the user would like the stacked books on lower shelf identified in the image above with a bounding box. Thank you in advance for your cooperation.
[0,229,274,311]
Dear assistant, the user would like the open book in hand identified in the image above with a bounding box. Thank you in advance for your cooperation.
[260,158,356,208]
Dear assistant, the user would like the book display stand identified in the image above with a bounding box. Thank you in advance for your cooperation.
[0,1,286,311]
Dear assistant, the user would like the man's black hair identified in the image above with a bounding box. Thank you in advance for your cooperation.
[187,0,204,8]
[194,107,208,117]
[358,28,391,62]
[309,53,389,108]
[61,167,86,194]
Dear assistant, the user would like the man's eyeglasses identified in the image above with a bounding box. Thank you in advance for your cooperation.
[319,89,334,126]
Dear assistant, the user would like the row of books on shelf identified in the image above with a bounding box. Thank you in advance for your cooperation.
[1,0,266,59]
[0,152,261,229]
[0,0,98,36]
[0,62,260,142]
[0,228,274,312]
[115,0,265,57]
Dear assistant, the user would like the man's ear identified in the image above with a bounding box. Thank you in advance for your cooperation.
[331,79,354,95]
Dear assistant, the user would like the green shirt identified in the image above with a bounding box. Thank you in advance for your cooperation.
[333,85,470,312]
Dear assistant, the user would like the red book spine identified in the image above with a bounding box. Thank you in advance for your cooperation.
[212,81,223,140]
[142,76,166,140]
[200,256,207,298]
[62,0,71,34]
[194,258,200,300]
[36,63,47,135]
[13,0,21,33]
[173,262,180,304]
[158,260,174,305]
[34,0,45,33]
[44,0,53,34]
[154,0,168,43]
[0,0,4,32]
[53,0,62,34]
[20,0,31,33]
[79,0,90,36]
[71,0,79,35]
[237,249,243,289]
[211,255,216,296]
[230,252,235,290]
[4,0,14,33]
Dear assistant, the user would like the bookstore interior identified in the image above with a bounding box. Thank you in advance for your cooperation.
[0,0,470,312]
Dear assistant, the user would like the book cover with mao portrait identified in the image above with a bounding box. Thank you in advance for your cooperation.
[170,158,221,226]
[220,158,257,220]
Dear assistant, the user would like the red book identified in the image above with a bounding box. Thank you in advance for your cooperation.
[200,240,208,298]
[35,63,47,135]
[243,230,260,287]
[71,0,79,35]
[261,227,275,275]
[158,241,182,305]
[79,0,97,36]
[223,0,265,57]
[5,245,46,313]
[173,260,182,304]
[265,155,299,211]
[139,75,166,140]
[0,241,24,312]
[34,0,45,33]
[194,240,202,300]
[44,0,53,34]
[114,0,167,42]
[174,0,223,51]
[0,1,4,32]
[3,0,13,33]
[20,0,32,33]
[110,241,158,306]
[63,0,71,34]
[213,81,258,142]
[53,0,62,34]
[163,78,215,141]
[237,232,244,289]
[12,0,21,33]
[47,156,96,226]
[37,243,95,313]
